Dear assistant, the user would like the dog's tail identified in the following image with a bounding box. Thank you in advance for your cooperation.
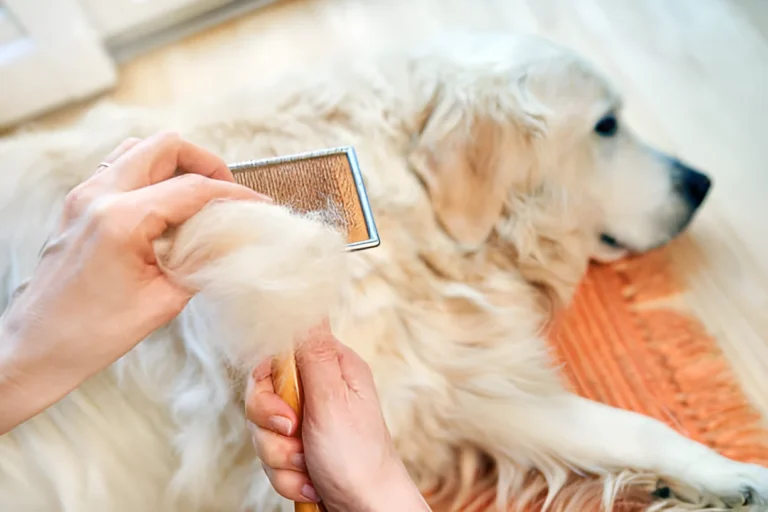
[153,198,347,373]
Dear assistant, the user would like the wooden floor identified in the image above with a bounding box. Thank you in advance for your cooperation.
[22,0,768,419]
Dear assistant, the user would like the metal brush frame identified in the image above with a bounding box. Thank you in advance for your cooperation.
[227,146,380,252]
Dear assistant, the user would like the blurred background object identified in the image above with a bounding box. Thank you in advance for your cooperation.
[0,0,277,128]
[1,0,767,426]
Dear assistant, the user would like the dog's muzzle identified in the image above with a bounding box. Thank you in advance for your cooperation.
[671,159,712,210]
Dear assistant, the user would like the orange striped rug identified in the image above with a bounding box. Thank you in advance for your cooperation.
[427,248,768,511]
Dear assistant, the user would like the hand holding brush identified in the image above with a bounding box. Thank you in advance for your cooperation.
[246,321,432,512]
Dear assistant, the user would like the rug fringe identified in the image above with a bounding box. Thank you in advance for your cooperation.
[424,250,768,511]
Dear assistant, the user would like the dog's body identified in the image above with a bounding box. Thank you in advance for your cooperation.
[1,33,766,511]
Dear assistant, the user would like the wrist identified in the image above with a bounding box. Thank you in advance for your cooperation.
[0,319,84,434]
[352,461,431,512]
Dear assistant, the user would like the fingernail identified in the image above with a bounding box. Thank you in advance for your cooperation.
[291,452,306,471]
[300,483,319,503]
[251,359,273,381]
[255,192,274,203]
[269,416,293,436]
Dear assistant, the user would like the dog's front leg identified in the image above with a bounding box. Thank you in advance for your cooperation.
[472,393,768,506]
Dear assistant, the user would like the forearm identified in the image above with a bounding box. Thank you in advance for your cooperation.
[359,487,431,512]
[350,463,432,512]
[0,324,81,435]
[375,485,432,512]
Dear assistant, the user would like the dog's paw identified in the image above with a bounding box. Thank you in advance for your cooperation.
[678,458,768,508]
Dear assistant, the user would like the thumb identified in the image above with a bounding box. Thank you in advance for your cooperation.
[295,319,346,410]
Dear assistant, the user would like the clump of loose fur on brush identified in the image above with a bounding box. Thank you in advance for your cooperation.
[153,199,348,374]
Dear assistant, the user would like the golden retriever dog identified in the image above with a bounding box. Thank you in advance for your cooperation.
[1,32,766,511]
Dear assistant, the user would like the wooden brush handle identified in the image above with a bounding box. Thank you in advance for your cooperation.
[271,353,326,512]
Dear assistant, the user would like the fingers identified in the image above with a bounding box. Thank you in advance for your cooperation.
[107,131,237,190]
[87,137,143,184]
[294,320,346,409]
[127,173,272,239]
[296,320,377,405]
[261,466,319,504]
[337,342,377,397]
[246,360,299,437]
[252,426,306,472]
[245,361,317,503]
[58,137,143,228]
[61,133,246,227]
[99,137,142,170]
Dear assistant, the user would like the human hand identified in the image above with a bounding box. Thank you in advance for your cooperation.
[246,321,431,512]
[0,132,270,433]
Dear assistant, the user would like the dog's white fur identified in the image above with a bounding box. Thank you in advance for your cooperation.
[154,200,348,374]
[1,33,766,511]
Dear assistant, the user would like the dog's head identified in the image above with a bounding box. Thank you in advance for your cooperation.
[408,34,711,303]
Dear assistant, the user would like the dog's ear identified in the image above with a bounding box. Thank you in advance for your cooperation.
[408,83,545,250]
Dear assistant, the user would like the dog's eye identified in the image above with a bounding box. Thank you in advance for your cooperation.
[600,234,622,248]
[594,114,618,137]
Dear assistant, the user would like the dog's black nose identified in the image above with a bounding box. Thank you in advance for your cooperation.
[674,160,712,208]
